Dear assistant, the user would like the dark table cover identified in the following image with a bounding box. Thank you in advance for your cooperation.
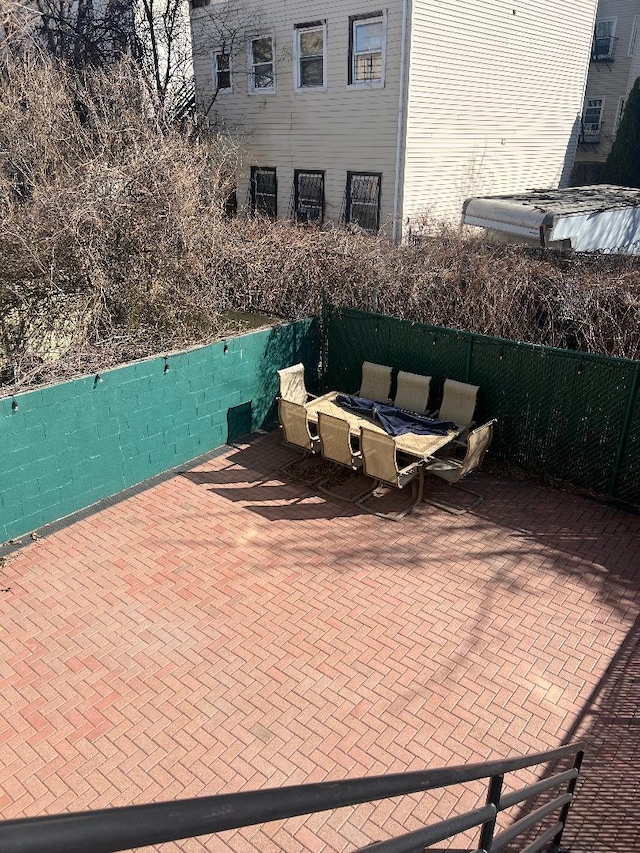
[335,394,457,437]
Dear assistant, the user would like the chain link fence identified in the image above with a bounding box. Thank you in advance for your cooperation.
[322,304,640,507]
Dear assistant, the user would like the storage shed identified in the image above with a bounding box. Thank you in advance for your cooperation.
[462,185,640,253]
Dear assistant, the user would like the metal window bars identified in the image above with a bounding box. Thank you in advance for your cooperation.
[294,171,324,224]
[250,166,277,217]
[346,172,381,231]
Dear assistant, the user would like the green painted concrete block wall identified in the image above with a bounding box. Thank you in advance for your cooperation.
[0,319,319,541]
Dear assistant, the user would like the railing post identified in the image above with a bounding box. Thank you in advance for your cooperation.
[550,749,584,853]
[477,773,503,852]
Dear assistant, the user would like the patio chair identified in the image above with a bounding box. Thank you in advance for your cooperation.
[356,425,424,521]
[277,363,313,406]
[435,379,479,428]
[278,398,320,474]
[359,361,393,403]
[317,412,370,502]
[423,419,497,514]
[394,371,431,414]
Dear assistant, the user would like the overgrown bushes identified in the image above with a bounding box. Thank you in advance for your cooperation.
[1,58,640,396]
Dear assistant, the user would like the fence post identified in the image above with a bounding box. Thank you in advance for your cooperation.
[477,773,503,852]
[551,749,584,853]
[608,363,639,497]
[465,333,474,383]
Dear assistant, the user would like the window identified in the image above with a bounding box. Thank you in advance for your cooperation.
[294,171,325,223]
[213,51,232,93]
[348,13,386,87]
[345,172,381,231]
[294,22,327,90]
[581,97,604,143]
[629,16,638,57]
[249,35,275,93]
[615,96,625,132]
[592,18,616,61]
[250,167,277,217]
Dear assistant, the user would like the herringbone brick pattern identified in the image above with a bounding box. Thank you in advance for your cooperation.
[1,432,639,851]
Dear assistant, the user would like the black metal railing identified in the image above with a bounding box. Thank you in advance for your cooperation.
[0,742,585,853]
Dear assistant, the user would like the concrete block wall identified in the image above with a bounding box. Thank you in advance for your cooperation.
[0,319,319,541]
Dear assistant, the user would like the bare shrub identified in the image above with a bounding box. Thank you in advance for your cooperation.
[1,58,639,398]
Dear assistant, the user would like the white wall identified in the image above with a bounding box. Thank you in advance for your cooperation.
[402,0,598,225]
[575,0,640,167]
[191,0,404,230]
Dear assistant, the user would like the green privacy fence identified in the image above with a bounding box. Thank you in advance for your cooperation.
[322,305,640,507]
[0,319,319,542]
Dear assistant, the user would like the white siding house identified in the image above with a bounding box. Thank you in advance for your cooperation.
[573,0,640,184]
[190,0,598,236]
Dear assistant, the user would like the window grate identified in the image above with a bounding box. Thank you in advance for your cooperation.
[294,171,324,224]
[250,167,277,217]
[345,172,381,231]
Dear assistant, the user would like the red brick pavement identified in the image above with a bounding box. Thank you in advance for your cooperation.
[1,433,639,851]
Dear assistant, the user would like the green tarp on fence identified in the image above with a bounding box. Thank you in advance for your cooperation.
[323,305,639,506]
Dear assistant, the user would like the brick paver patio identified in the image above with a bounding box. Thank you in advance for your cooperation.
[1,432,639,852]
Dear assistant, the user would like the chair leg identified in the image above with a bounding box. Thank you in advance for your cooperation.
[423,480,483,515]
[356,469,424,522]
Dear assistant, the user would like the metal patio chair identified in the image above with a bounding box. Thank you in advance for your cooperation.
[277,363,313,406]
[316,412,370,502]
[278,398,320,474]
[423,419,497,514]
[394,370,431,414]
[358,361,393,403]
[356,425,424,521]
[435,378,479,428]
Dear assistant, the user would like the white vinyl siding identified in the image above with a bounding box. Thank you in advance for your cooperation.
[402,0,598,224]
[191,0,402,231]
[575,0,640,166]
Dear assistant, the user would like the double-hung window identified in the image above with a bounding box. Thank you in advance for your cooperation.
[615,96,625,132]
[582,97,604,143]
[592,18,616,61]
[348,13,386,87]
[294,171,325,223]
[213,50,232,93]
[250,167,277,217]
[294,22,327,90]
[249,34,275,93]
[345,172,381,231]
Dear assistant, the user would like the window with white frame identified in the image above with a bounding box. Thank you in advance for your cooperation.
[348,13,385,87]
[582,97,604,142]
[250,167,277,217]
[213,50,232,93]
[249,34,275,93]
[629,16,639,57]
[294,171,325,223]
[294,22,327,90]
[592,18,617,61]
[615,96,625,132]
[345,172,381,231]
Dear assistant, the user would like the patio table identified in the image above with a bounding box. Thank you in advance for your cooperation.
[305,391,460,460]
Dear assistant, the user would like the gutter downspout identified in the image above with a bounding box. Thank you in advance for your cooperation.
[392,0,411,243]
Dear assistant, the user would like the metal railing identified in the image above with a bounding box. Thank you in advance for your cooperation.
[0,742,585,853]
